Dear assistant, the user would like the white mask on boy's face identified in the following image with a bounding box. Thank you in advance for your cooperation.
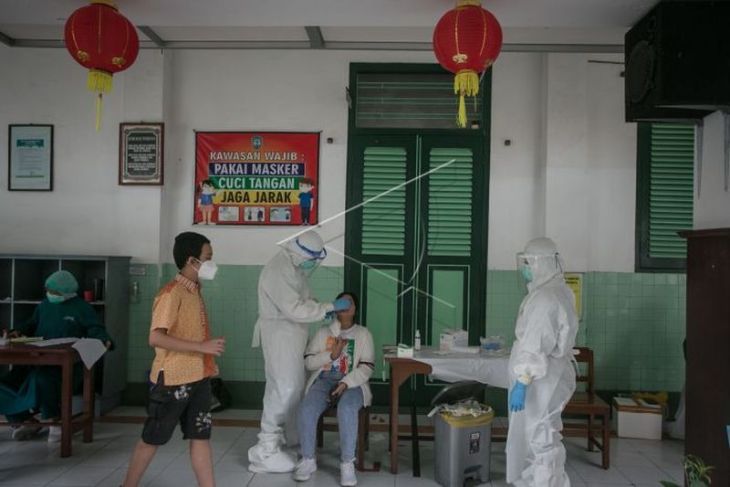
[194,258,218,280]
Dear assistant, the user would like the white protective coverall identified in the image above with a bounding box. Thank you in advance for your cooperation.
[248,231,334,473]
[507,238,579,487]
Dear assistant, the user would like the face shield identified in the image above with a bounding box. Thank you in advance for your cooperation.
[516,252,535,283]
[516,250,563,287]
[295,237,327,274]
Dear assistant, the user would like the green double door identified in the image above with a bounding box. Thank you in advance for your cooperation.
[344,133,489,406]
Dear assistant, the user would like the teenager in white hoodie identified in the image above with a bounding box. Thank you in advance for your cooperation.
[293,292,375,486]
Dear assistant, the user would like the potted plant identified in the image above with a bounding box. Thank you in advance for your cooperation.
[660,455,713,487]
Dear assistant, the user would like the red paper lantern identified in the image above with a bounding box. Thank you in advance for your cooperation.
[433,0,503,127]
[64,0,139,130]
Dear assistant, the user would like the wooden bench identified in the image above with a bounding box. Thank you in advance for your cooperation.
[562,347,610,469]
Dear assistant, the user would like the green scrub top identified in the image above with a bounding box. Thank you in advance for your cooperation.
[17,296,113,347]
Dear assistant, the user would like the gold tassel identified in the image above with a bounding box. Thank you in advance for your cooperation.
[453,70,479,128]
[87,69,113,94]
[87,70,113,131]
[95,94,103,132]
[458,94,467,128]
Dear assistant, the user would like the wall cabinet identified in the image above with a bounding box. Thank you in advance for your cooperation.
[0,255,130,414]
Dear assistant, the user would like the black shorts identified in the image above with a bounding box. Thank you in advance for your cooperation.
[141,372,213,445]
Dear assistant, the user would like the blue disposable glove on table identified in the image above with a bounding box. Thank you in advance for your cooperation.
[510,382,527,412]
[332,298,351,312]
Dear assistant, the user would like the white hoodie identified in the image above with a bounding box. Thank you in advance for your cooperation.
[303,320,375,406]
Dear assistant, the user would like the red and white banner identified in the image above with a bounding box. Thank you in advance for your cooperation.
[194,132,320,226]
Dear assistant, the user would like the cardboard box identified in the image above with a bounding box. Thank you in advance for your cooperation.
[396,343,414,358]
[613,397,663,440]
[439,328,468,351]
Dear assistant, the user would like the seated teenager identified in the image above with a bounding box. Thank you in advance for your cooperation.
[0,270,113,442]
[293,291,374,487]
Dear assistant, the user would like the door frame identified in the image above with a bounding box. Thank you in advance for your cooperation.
[344,62,492,406]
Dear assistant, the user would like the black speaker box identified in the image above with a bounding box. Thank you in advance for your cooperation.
[625,0,730,122]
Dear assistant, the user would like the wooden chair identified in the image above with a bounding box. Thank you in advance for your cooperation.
[562,347,611,469]
[316,406,381,472]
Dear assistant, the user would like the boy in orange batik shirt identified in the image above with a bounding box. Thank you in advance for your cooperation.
[123,232,226,487]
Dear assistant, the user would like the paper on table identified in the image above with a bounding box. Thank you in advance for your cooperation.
[10,336,45,344]
[29,337,78,347]
[450,345,481,354]
[71,338,107,369]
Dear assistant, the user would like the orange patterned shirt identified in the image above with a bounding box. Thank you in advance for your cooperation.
[148,274,218,386]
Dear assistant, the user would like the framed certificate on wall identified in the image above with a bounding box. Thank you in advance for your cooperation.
[119,122,164,185]
[8,124,53,191]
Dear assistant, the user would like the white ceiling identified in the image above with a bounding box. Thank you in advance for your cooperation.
[0,0,659,48]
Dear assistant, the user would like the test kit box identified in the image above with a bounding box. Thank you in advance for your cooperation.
[613,397,663,440]
[439,328,468,351]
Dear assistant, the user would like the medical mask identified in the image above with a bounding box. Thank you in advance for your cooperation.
[47,293,67,304]
[299,259,317,271]
[520,265,533,282]
[196,260,218,280]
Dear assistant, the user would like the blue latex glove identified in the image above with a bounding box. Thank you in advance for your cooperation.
[510,382,527,412]
[332,297,351,312]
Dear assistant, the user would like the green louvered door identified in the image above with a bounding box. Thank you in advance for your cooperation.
[345,134,487,405]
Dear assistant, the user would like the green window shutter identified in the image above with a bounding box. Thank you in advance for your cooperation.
[361,147,407,256]
[648,123,695,259]
[356,73,483,129]
[427,148,473,257]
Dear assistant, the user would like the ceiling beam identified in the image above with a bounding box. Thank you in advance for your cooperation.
[503,43,623,53]
[161,40,311,50]
[305,26,325,49]
[1,37,623,54]
[12,39,65,48]
[138,26,167,49]
[0,30,16,47]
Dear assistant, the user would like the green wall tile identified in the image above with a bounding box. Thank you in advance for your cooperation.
[125,265,687,396]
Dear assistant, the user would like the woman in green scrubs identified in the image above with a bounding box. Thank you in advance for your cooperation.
[0,270,113,441]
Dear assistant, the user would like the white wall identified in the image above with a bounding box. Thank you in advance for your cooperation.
[1,46,642,270]
[0,47,164,262]
[694,111,730,229]
[488,53,547,268]
[489,52,637,271]
[158,49,434,266]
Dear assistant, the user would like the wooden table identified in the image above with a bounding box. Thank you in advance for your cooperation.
[0,343,95,457]
[385,356,432,474]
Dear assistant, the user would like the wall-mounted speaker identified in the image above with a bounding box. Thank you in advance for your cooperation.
[625,1,730,122]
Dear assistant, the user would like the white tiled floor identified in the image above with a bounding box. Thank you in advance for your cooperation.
[0,415,685,487]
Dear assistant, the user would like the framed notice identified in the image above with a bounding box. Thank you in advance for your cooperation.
[8,124,53,191]
[119,123,164,185]
[564,273,583,319]
[194,132,320,226]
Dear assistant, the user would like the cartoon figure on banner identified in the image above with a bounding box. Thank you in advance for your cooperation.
[198,179,218,225]
[298,178,315,226]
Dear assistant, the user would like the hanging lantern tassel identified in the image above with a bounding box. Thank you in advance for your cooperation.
[454,70,479,128]
[87,69,113,131]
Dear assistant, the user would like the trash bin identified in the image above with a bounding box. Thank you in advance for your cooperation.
[430,382,494,487]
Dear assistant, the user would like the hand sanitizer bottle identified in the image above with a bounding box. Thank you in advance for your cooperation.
[414,329,421,351]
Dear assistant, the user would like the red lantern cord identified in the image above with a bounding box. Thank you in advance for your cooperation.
[433,0,503,127]
[64,0,139,131]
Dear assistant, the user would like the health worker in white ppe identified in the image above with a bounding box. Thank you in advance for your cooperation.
[507,237,579,487]
[248,230,351,473]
